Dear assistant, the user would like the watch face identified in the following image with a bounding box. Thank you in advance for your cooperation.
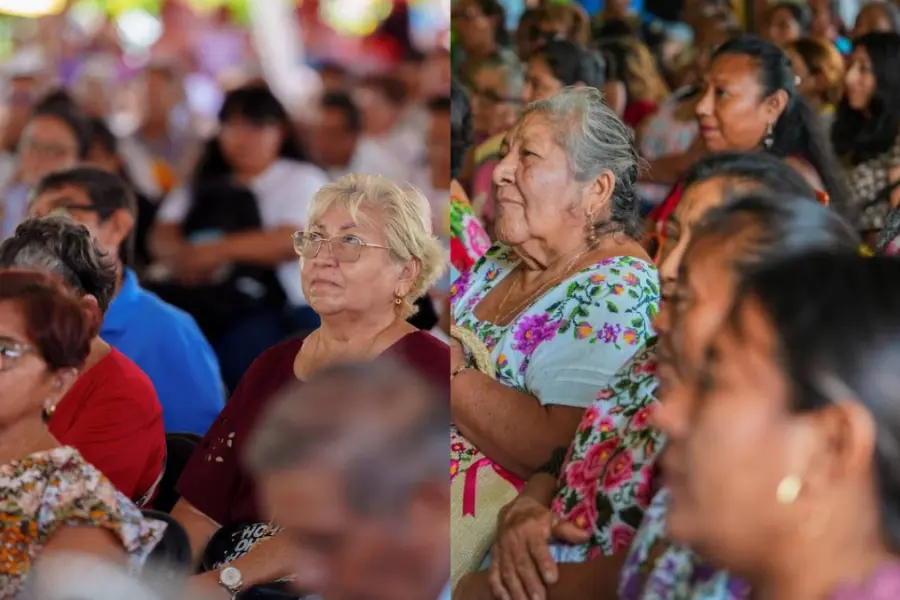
[220,566,243,589]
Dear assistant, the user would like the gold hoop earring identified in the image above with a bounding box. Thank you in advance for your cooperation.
[395,296,403,305]
[776,474,802,504]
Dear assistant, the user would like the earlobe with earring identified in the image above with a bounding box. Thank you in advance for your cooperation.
[776,474,802,504]
[763,122,775,150]
[395,295,403,305]
[42,398,57,422]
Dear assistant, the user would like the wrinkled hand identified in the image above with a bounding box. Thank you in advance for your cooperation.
[454,571,496,600]
[488,496,591,600]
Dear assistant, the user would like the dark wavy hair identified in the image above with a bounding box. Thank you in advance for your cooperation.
[0,217,117,314]
[192,84,308,188]
[531,38,606,89]
[729,252,900,551]
[684,151,816,198]
[712,36,851,219]
[832,32,900,166]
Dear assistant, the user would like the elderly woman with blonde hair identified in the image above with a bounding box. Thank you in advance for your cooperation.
[450,87,659,582]
[167,173,449,598]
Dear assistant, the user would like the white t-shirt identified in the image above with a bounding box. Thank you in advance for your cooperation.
[156,159,329,306]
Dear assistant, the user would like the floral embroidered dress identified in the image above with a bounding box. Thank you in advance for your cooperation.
[0,446,166,597]
[550,338,664,563]
[619,488,749,600]
[448,189,491,281]
[451,244,659,410]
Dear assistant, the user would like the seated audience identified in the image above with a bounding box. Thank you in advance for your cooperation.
[311,91,409,182]
[459,155,858,600]
[656,253,900,599]
[245,361,449,600]
[29,167,224,435]
[169,174,447,597]
[0,217,165,503]
[148,83,330,390]
[450,86,657,583]
[0,94,91,239]
[785,37,845,130]
[0,269,165,597]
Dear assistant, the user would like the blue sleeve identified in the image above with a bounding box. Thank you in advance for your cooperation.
[158,320,225,435]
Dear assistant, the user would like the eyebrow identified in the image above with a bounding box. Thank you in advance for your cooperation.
[311,222,358,231]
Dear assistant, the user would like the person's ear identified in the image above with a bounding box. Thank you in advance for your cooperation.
[100,208,134,248]
[584,168,616,219]
[794,398,876,499]
[51,368,79,400]
[764,88,790,121]
[396,258,421,299]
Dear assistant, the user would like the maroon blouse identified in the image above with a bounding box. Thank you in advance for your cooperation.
[176,331,449,525]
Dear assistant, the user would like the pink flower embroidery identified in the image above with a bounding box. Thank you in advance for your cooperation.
[603,450,634,491]
[512,314,561,356]
[565,498,598,534]
[580,404,601,430]
[466,219,491,257]
[623,328,638,345]
[582,438,620,481]
[623,272,639,286]
[610,524,636,554]
[631,406,653,430]
[596,387,615,400]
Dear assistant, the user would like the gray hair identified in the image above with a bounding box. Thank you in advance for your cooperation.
[0,217,117,313]
[522,86,643,239]
[478,52,526,99]
[244,360,448,518]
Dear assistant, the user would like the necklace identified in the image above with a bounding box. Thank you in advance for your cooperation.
[494,249,589,325]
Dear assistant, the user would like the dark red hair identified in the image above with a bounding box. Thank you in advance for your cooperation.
[0,269,99,371]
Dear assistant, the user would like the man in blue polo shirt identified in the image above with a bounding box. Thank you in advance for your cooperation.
[29,166,224,435]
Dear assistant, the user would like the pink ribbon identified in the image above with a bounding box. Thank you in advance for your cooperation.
[462,457,525,516]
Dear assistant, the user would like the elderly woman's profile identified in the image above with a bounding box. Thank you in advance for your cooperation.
[167,173,449,597]
[450,86,660,579]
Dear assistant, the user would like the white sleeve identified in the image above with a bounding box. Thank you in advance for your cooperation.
[272,165,330,228]
[154,186,191,224]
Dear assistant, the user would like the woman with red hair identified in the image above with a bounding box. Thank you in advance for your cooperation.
[0,269,164,597]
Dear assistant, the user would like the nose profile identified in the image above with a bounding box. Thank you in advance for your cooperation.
[492,150,516,187]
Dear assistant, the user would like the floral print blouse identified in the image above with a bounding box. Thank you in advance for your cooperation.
[448,189,490,280]
[451,244,659,410]
[619,487,748,600]
[0,446,166,597]
[550,339,663,563]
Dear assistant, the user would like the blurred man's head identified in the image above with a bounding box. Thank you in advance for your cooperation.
[354,76,407,136]
[246,361,449,600]
[29,166,136,263]
[313,92,362,169]
[143,63,182,123]
[0,216,117,315]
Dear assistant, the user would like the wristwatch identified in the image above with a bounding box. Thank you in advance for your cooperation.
[218,566,244,599]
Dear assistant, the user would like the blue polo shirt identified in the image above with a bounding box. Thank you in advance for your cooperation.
[102,269,224,435]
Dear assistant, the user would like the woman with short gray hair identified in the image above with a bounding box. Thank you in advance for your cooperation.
[450,86,659,580]
[170,173,449,598]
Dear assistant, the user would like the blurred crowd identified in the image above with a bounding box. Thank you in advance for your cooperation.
[449,0,900,599]
[0,1,453,599]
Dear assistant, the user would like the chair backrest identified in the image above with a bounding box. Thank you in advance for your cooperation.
[141,509,192,579]
[152,433,201,513]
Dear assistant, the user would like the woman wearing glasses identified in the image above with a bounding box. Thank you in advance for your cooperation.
[169,173,448,599]
[0,269,164,598]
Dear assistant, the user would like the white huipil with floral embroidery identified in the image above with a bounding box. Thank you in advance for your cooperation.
[450,243,660,480]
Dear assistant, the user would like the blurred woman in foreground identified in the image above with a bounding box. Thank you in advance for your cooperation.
[657,253,900,599]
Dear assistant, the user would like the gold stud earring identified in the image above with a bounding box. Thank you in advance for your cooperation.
[776,474,802,504]
[395,295,403,305]
[42,399,57,422]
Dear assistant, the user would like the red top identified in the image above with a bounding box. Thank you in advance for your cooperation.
[49,348,166,505]
[623,100,658,130]
[177,331,450,525]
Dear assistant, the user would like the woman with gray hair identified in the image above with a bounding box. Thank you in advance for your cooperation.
[169,173,449,599]
[450,86,659,580]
